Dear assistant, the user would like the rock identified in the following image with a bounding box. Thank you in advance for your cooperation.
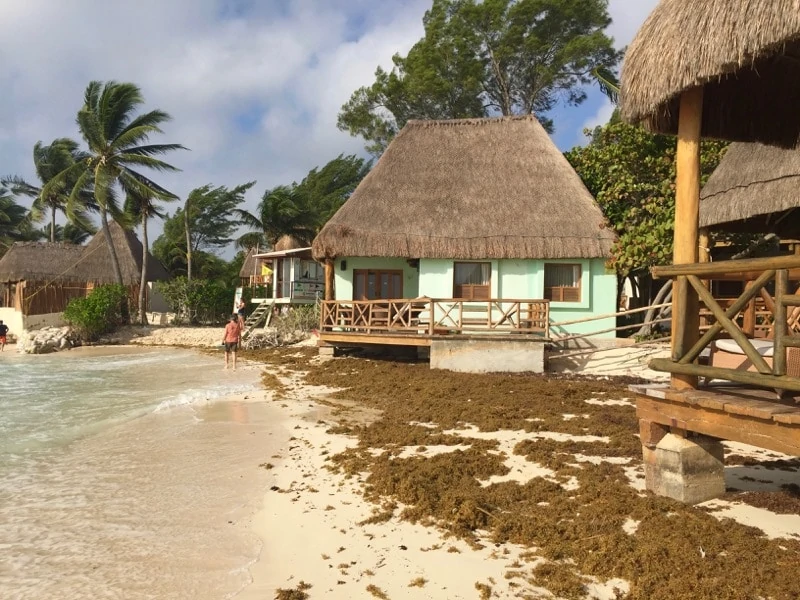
[18,326,75,354]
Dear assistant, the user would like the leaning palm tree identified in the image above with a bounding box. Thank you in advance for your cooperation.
[32,222,97,245]
[0,188,34,257]
[2,138,95,242]
[42,81,185,286]
[124,188,176,323]
[235,185,316,250]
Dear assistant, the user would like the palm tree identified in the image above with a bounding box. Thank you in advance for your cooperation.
[0,188,33,257]
[235,185,316,250]
[42,81,185,286]
[124,188,176,323]
[32,222,97,245]
[2,138,95,243]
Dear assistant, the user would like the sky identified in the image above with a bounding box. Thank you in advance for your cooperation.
[0,0,658,250]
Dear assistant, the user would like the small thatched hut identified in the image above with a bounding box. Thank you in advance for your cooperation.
[700,143,800,237]
[313,116,617,337]
[621,0,800,147]
[0,221,170,331]
[250,235,322,305]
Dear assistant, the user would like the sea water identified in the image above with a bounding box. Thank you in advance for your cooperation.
[0,347,282,600]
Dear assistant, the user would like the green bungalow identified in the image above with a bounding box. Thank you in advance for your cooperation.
[311,116,617,370]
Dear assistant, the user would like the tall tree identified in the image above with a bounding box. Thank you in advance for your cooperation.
[0,188,33,257]
[124,188,177,323]
[339,0,621,154]
[42,81,185,286]
[565,121,728,278]
[2,138,95,242]
[31,222,97,245]
[235,185,316,249]
[181,182,255,280]
[294,154,371,225]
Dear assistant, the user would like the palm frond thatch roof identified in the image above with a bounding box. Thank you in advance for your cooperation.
[239,247,257,279]
[74,221,170,285]
[620,0,800,147]
[274,234,304,252]
[312,116,614,261]
[0,242,85,283]
[700,142,800,236]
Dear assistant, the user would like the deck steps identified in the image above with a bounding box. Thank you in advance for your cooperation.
[241,300,274,340]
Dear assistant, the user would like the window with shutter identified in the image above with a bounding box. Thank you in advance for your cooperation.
[544,264,582,302]
[453,262,491,299]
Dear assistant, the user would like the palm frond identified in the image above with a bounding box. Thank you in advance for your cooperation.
[120,168,179,200]
[592,66,620,105]
[116,153,181,172]
[119,143,188,157]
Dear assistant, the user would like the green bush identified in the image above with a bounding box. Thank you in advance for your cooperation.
[273,303,320,336]
[157,277,236,324]
[64,284,130,340]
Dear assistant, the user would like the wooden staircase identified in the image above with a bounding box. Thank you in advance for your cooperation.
[241,300,275,340]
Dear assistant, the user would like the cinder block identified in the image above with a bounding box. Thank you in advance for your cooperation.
[644,433,725,504]
[318,346,335,357]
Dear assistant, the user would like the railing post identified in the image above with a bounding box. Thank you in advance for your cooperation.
[774,269,788,376]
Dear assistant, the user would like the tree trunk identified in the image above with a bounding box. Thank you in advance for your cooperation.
[138,213,149,325]
[51,206,56,243]
[101,207,124,286]
[184,204,192,281]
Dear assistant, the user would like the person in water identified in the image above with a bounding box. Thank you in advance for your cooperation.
[0,320,7,351]
[222,314,241,370]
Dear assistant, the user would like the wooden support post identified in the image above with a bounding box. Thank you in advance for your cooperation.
[698,227,711,329]
[671,87,704,390]
[775,269,788,376]
[324,259,335,301]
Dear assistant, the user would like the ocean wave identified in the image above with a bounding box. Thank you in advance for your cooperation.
[153,383,259,412]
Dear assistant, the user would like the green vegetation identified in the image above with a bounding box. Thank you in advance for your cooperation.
[156,276,236,325]
[339,0,621,154]
[63,284,130,340]
[2,138,95,243]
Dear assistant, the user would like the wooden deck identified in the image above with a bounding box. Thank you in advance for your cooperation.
[632,383,800,456]
[319,298,549,346]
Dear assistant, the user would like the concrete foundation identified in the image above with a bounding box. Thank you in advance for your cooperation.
[429,337,545,373]
[643,433,725,504]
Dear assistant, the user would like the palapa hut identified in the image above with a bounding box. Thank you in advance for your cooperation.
[0,221,170,333]
[700,142,800,238]
[251,234,323,305]
[620,0,800,503]
[313,115,617,342]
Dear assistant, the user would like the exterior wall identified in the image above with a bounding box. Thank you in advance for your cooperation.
[334,257,419,299]
[334,256,616,338]
[0,308,23,339]
[0,308,66,336]
[430,337,545,373]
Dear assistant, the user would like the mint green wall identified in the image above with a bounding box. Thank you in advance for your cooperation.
[334,256,616,338]
[334,257,419,299]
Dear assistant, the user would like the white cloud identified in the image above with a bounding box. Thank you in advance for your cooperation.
[0,0,429,247]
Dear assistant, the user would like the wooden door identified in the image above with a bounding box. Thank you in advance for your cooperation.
[354,270,403,300]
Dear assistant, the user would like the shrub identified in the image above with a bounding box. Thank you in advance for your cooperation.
[64,284,129,340]
[157,277,235,325]
[273,303,320,336]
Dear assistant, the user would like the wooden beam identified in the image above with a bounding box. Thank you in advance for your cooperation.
[324,259,334,301]
[649,358,800,392]
[653,254,800,279]
[774,270,788,376]
[319,332,431,347]
[671,87,704,389]
[635,395,800,456]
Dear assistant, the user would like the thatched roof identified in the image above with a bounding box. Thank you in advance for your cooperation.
[0,242,85,283]
[239,247,257,279]
[312,116,614,261]
[700,142,800,236]
[74,221,170,285]
[275,235,304,252]
[620,0,800,147]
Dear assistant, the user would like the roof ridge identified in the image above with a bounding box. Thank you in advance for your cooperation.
[405,115,540,128]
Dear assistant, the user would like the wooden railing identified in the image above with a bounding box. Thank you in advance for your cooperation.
[320,298,549,338]
[649,255,800,392]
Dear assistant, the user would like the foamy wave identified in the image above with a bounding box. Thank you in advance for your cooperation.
[153,384,259,412]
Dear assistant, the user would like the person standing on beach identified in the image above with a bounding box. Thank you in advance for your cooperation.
[0,320,8,352]
[237,299,247,329]
[222,314,241,370]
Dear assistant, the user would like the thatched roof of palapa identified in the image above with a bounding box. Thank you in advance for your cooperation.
[274,235,304,252]
[75,221,170,285]
[0,242,85,283]
[239,248,257,278]
[312,116,614,261]
[621,0,800,147]
[700,142,800,236]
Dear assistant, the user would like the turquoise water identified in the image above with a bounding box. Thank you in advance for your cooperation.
[0,347,282,600]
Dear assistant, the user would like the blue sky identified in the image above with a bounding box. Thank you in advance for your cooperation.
[0,0,657,247]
